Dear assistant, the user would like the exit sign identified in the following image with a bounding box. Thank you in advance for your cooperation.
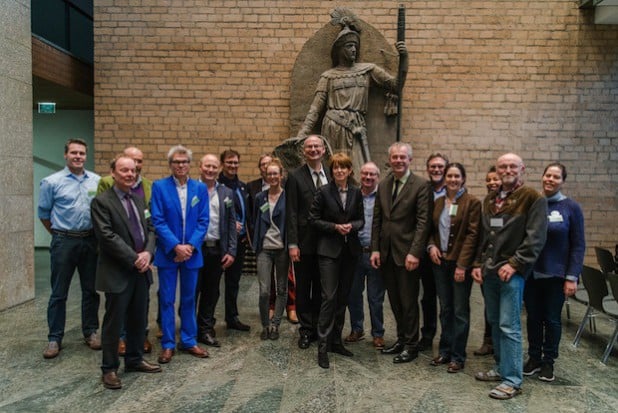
[38,102,56,114]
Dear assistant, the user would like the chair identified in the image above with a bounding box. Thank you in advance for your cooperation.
[601,273,618,364]
[595,246,616,274]
[572,266,609,349]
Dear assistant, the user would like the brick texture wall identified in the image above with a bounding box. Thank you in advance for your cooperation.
[94,1,618,261]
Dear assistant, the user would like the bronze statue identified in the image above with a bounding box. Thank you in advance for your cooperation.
[296,8,408,174]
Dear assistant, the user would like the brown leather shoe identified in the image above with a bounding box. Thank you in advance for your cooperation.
[430,355,451,366]
[143,338,152,353]
[344,330,365,343]
[125,360,162,373]
[372,336,385,349]
[85,333,102,350]
[118,339,126,356]
[102,371,122,390]
[180,345,209,358]
[43,341,60,359]
[447,361,464,373]
[158,348,174,364]
[474,342,493,356]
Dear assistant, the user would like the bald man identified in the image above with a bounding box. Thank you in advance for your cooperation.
[471,153,547,400]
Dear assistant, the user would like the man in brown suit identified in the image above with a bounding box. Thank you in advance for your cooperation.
[370,142,431,363]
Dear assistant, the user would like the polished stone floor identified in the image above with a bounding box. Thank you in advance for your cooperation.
[0,249,616,412]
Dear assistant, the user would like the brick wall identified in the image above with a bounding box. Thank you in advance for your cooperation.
[94,1,618,261]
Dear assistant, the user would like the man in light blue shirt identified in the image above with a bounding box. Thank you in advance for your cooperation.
[38,138,101,359]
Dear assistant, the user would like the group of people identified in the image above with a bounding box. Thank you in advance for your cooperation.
[38,135,585,400]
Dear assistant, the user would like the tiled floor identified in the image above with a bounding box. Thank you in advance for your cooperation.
[0,249,616,412]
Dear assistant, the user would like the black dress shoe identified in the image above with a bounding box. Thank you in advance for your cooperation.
[331,344,353,357]
[198,333,221,347]
[381,341,405,355]
[393,349,418,364]
[125,360,162,373]
[318,351,330,369]
[227,319,250,331]
[298,334,311,349]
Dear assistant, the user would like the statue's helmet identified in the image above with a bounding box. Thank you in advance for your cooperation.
[331,26,360,66]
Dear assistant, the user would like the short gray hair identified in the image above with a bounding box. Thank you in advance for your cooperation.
[167,145,192,163]
[388,142,412,159]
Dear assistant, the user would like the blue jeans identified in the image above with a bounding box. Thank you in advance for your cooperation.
[483,272,525,388]
[524,277,565,365]
[433,260,473,364]
[158,265,198,349]
[256,249,289,327]
[47,233,100,343]
[347,252,385,337]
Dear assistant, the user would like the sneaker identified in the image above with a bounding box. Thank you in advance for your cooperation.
[538,363,555,382]
[269,326,280,340]
[260,328,269,340]
[523,358,542,376]
[344,330,365,343]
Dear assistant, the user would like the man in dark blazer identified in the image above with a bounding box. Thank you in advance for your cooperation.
[196,154,237,347]
[151,145,210,364]
[370,142,431,364]
[92,155,161,390]
[286,135,332,349]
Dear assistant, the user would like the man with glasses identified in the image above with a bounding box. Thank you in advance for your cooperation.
[218,149,252,331]
[151,145,210,364]
[416,153,449,351]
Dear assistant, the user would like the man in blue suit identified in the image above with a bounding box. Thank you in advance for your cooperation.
[151,145,210,364]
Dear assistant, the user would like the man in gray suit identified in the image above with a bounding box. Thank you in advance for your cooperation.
[370,142,431,363]
[91,155,161,390]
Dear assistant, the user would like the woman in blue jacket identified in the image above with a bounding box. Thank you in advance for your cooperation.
[523,162,585,382]
[252,159,288,340]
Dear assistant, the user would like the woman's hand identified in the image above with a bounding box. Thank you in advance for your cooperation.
[428,246,441,265]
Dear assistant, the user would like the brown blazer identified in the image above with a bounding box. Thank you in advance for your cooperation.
[430,190,481,269]
[371,171,431,267]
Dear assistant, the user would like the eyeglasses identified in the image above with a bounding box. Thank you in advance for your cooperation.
[171,160,190,165]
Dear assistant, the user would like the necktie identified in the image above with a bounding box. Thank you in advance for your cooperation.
[392,179,400,203]
[314,171,322,189]
[124,194,145,252]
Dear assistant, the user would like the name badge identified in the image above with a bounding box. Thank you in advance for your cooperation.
[260,202,269,213]
[144,209,151,219]
[490,217,504,228]
[449,204,458,216]
[223,197,233,208]
[191,195,200,207]
[548,211,564,223]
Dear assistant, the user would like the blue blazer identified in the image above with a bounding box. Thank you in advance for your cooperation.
[151,176,209,269]
[252,189,286,255]
[210,184,238,257]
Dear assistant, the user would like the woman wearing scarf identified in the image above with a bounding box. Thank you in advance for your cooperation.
[428,162,481,373]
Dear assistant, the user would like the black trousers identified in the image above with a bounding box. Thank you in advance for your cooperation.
[196,244,224,334]
[101,273,149,373]
[382,255,421,346]
[419,254,437,340]
[224,237,246,323]
[317,249,356,344]
[294,253,322,336]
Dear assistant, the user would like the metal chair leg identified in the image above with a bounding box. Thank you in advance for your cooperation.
[601,323,618,365]
[565,297,571,320]
[573,306,593,348]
